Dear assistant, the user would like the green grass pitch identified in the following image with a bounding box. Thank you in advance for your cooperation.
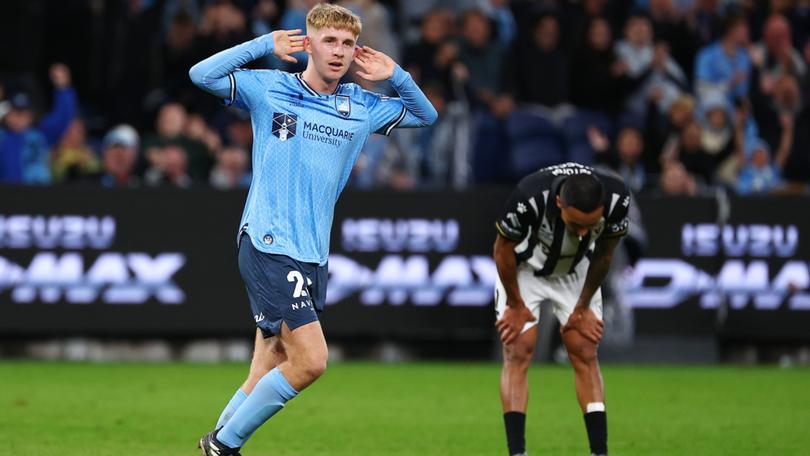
[2,362,809,455]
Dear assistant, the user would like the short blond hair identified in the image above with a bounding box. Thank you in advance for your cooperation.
[306,3,362,36]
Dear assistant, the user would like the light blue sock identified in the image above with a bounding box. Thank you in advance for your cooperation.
[217,368,298,448]
[215,389,248,430]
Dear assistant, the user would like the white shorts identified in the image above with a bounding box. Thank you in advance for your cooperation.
[494,261,603,335]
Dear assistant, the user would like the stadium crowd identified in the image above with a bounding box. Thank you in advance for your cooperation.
[0,0,809,195]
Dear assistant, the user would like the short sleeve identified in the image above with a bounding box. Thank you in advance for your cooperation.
[602,190,630,238]
[495,187,538,242]
[365,90,407,136]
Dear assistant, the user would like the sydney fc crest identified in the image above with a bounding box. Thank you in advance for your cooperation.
[335,95,351,117]
[272,112,297,141]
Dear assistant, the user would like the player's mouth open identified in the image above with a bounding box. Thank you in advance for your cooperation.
[329,62,343,70]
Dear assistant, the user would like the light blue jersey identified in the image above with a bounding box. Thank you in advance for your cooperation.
[190,34,437,265]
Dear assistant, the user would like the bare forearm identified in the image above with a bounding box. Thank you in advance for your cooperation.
[494,236,522,306]
[576,238,619,310]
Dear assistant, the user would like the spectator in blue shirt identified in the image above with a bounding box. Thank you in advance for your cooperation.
[0,64,78,184]
[737,138,782,194]
[694,13,752,103]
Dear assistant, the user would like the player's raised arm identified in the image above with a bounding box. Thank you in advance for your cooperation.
[354,46,438,132]
[188,30,305,103]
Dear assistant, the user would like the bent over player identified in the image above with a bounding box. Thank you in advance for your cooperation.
[189,4,436,455]
[493,162,630,456]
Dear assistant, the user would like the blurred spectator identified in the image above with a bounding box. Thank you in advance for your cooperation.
[505,14,569,107]
[100,125,141,188]
[750,14,807,83]
[612,126,648,193]
[142,102,213,182]
[104,0,163,129]
[691,0,723,44]
[278,0,321,70]
[782,102,810,188]
[51,118,101,183]
[694,12,751,103]
[695,92,736,174]
[210,146,251,189]
[340,0,400,61]
[658,159,700,195]
[643,93,696,171]
[160,9,205,109]
[418,81,472,188]
[457,9,509,111]
[646,0,702,80]
[752,74,801,154]
[662,120,711,182]
[0,64,77,184]
[737,138,782,194]
[405,10,459,95]
[570,17,643,116]
[480,0,518,47]
[197,0,254,70]
[186,113,223,156]
[615,14,687,119]
[221,109,254,151]
[562,0,610,51]
[144,144,192,188]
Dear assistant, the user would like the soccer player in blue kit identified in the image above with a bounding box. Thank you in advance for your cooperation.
[189,4,436,455]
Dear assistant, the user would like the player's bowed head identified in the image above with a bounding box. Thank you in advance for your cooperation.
[557,173,605,238]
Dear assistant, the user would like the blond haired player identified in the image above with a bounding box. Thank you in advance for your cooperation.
[190,4,436,455]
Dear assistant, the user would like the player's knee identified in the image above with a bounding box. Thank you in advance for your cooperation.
[301,355,327,381]
[504,342,534,368]
[295,348,328,381]
[567,340,598,366]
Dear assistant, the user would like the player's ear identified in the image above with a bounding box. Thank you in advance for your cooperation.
[556,195,563,209]
[303,36,312,55]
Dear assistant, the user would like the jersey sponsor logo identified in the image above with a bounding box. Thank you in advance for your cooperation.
[335,95,351,117]
[272,112,297,141]
[302,121,355,146]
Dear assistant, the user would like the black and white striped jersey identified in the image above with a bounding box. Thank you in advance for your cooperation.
[495,162,630,278]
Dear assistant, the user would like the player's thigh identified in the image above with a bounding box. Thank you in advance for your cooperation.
[250,328,285,370]
[278,320,328,368]
[548,271,603,326]
[238,237,321,337]
[494,267,544,334]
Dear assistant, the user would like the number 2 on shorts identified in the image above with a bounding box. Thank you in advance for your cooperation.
[287,270,308,298]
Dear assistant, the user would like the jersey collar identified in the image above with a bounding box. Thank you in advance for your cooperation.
[296,72,341,97]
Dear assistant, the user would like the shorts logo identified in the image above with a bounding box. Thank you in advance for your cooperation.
[272,112,297,141]
[335,95,351,117]
[291,299,313,310]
